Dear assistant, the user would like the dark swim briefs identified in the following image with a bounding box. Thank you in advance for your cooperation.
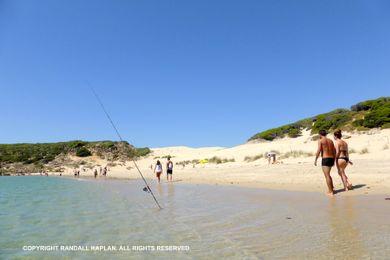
[338,157,349,163]
[167,169,173,174]
[322,158,335,167]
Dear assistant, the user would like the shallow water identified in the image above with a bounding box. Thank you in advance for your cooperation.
[0,176,389,259]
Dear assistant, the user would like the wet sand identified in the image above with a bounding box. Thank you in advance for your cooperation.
[94,179,390,259]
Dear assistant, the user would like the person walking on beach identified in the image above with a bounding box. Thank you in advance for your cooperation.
[314,130,336,196]
[154,160,163,183]
[166,156,173,182]
[94,169,98,179]
[333,130,353,191]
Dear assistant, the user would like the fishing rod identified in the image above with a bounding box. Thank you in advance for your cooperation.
[89,85,162,210]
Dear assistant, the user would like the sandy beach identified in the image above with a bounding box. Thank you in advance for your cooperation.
[57,129,390,196]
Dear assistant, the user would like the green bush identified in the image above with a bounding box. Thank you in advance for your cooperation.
[69,140,88,149]
[352,119,364,127]
[362,105,390,128]
[351,97,389,111]
[249,97,389,141]
[134,147,151,157]
[311,109,352,134]
[244,154,264,162]
[249,123,307,141]
[208,156,235,164]
[99,141,116,149]
[0,141,151,165]
[287,128,300,138]
[76,147,92,157]
[161,154,174,159]
[382,123,390,129]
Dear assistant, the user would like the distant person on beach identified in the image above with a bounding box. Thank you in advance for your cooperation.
[99,167,102,176]
[154,160,163,183]
[267,152,277,164]
[314,130,336,196]
[74,169,77,177]
[102,167,107,177]
[94,169,98,179]
[166,156,173,182]
[334,130,353,191]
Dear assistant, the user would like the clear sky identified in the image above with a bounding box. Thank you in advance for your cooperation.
[0,0,389,147]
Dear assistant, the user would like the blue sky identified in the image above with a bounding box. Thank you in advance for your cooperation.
[0,0,389,147]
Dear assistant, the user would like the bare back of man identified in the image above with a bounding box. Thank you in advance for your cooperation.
[315,130,336,196]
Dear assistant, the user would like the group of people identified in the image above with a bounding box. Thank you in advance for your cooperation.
[73,169,80,177]
[153,156,174,183]
[315,129,353,196]
[72,166,108,178]
[93,166,108,178]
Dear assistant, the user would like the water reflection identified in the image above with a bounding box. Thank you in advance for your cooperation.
[327,196,368,258]
[156,183,163,196]
[167,182,175,198]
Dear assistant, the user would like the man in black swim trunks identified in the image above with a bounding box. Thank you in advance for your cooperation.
[166,156,173,182]
[314,130,336,196]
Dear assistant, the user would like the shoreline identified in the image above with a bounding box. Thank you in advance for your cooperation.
[9,170,389,197]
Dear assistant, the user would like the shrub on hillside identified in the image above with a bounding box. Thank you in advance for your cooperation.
[287,128,301,138]
[208,156,235,164]
[76,147,92,157]
[244,154,264,162]
[382,123,390,129]
[311,109,352,134]
[361,105,390,128]
[134,147,151,157]
[351,97,389,111]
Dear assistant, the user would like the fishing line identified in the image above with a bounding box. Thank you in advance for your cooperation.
[89,83,162,210]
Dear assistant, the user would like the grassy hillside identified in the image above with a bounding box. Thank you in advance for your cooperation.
[0,141,150,174]
[249,97,390,141]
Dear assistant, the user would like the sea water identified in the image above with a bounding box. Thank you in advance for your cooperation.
[1,176,389,259]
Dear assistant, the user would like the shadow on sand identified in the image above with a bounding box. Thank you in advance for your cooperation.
[334,184,366,194]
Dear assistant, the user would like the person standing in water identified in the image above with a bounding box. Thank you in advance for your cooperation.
[315,130,336,196]
[154,160,163,183]
[166,156,173,182]
[334,130,353,191]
